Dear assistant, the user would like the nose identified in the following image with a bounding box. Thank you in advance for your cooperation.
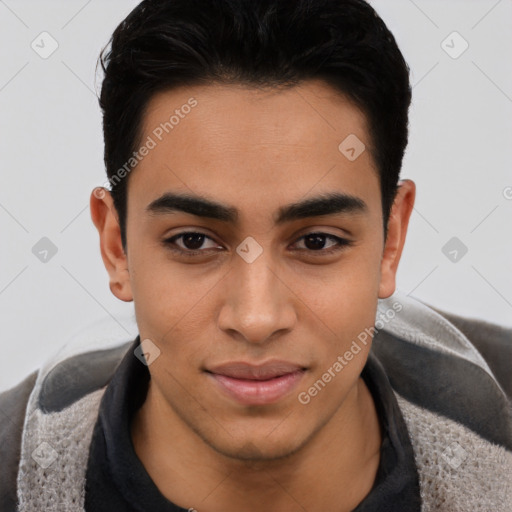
[217,250,296,346]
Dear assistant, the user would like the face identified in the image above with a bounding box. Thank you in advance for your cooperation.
[91,79,415,461]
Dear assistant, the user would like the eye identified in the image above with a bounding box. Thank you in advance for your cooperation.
[163,231,221,256]
[162,231,353,257]
[290,232,353,255]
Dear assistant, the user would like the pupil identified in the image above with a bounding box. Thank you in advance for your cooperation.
[184,233,204,250]
[304,234,326,251]
[181,234,329,251]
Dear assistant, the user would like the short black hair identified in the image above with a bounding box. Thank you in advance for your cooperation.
[99,0,411,251]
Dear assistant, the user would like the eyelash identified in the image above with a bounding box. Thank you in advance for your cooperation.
[162,231,353,258]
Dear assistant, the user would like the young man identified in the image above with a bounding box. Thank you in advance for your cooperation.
[1,1,511,511]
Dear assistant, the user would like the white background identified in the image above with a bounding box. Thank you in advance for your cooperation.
[0,0,511,391]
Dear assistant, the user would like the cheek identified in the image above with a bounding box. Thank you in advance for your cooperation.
[128,247,189,339]
[297,250,381,384]
[304,250,381,327]
[301,281,378,410]
[129,251,219,364]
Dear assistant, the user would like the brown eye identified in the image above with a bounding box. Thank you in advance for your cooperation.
[163,231,352,258]
[291,232,352,255]
[176,233,207,250]
[163,232,221,256]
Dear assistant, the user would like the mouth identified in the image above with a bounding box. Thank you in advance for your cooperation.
[205,361,307,406]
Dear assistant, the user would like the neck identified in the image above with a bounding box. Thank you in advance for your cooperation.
[131,376,382,512]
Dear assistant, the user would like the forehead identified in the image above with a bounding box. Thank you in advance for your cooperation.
[128,79,380,221]
[141,79,371,152]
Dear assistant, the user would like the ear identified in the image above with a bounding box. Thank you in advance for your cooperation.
[90,187,133,302]
[378,179,416,299]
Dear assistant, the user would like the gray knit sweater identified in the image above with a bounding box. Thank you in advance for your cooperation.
[1,291,511,511]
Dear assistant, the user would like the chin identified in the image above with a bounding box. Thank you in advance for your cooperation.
[201,426,310,463]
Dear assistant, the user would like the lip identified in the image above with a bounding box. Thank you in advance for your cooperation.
[206,360,307,405]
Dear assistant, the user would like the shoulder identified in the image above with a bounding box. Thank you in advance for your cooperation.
[372,295,512,508]
[0,340,134,510]
[373,293,512,450]
[37,341,133,414]
[428,305,512,400]
[0,371,38,511]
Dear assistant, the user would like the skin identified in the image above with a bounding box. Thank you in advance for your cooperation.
[90,79,415,512]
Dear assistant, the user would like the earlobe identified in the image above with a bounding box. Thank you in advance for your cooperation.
[90,187,133,303]
[378,179,416,299]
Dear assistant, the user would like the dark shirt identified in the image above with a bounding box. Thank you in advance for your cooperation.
[84,337,421,511]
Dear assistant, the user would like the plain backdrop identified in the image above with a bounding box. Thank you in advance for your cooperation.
[1,0,511,392]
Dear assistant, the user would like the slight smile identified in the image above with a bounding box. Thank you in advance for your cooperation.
[206,361,308,406]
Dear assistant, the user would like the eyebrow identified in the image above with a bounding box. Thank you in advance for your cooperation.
[145,191,367,225]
